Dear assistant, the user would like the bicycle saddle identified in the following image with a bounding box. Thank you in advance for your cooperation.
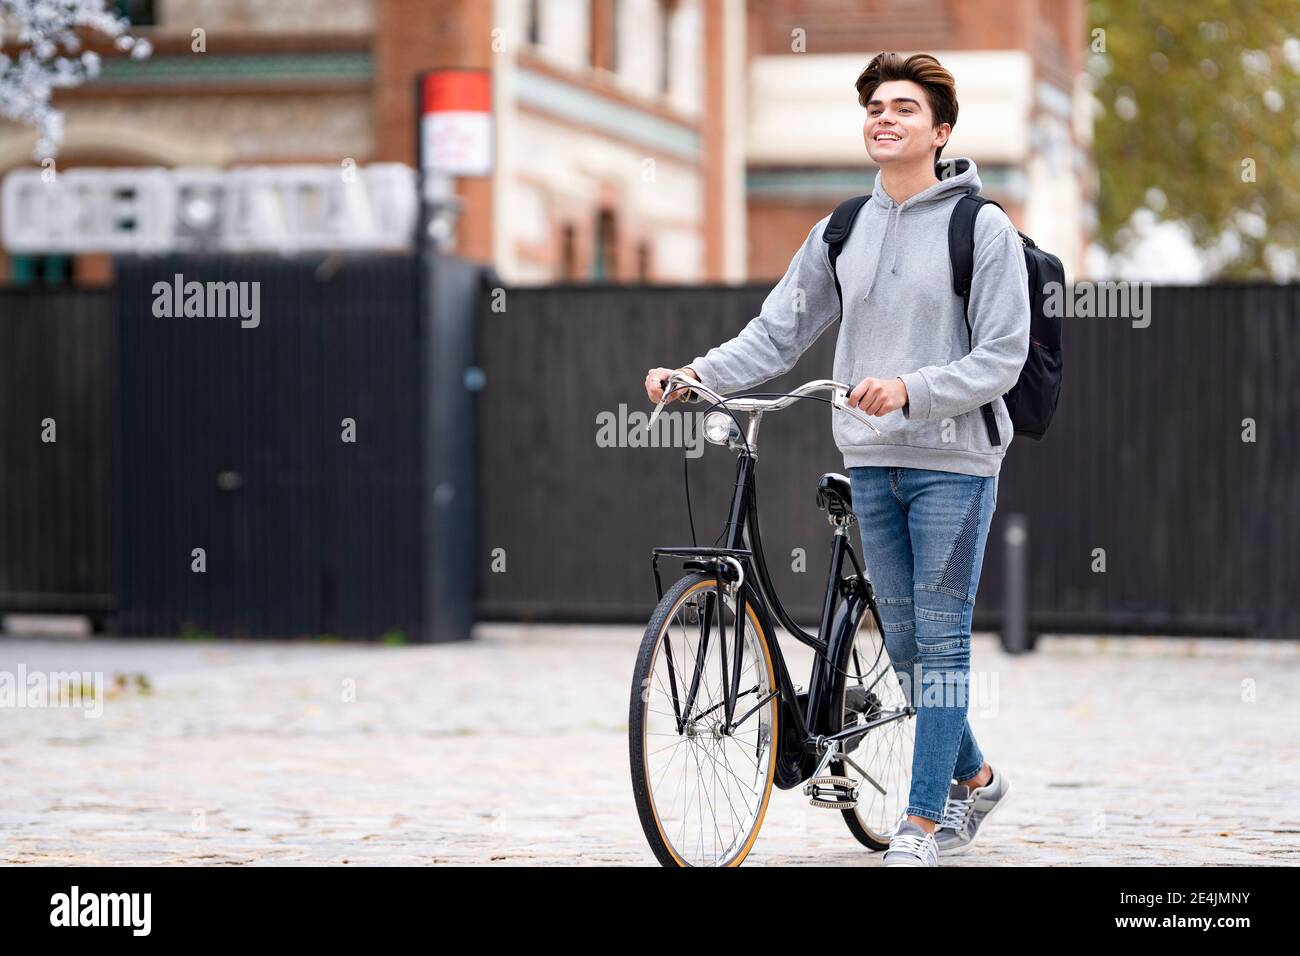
[816,473,853,518]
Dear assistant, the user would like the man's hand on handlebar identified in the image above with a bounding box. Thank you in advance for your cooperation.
[847,376,909,417]
[645,366,699,404]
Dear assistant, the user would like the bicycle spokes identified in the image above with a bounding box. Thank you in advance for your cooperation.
[635,578,776,866]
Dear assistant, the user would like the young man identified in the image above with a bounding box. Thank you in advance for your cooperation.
[644,52,1027,866]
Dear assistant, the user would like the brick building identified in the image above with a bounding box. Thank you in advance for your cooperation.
[743,0,1094,280]
[0,0,1093,285]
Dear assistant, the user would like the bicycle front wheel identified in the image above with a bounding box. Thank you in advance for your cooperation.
[628,572,778,867]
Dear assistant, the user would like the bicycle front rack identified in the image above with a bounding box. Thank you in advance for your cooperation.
[649,547,765,738]
[650,547,753,602]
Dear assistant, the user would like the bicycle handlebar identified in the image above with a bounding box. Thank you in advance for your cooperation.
[649,372,882,436]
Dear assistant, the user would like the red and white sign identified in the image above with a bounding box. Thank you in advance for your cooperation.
[420,70,493,176]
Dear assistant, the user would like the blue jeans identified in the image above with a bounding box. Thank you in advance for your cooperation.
[847,465,997,823]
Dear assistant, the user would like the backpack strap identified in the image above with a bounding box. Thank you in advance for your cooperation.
[948,190,1004,447]
[823,194,870,321]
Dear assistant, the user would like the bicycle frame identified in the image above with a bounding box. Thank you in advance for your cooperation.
[651,425,912,790]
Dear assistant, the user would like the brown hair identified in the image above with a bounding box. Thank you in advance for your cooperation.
[854,53,958,163]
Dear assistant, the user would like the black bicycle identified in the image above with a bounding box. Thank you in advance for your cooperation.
[629,371,918,867]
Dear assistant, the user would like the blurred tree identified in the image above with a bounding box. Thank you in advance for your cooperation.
[1088,1,1300,279]
[0,0,152,159]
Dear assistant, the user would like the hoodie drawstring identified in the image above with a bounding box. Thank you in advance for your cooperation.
[881,204,899,276]
[870,158,974,281]
[890,206,903,274]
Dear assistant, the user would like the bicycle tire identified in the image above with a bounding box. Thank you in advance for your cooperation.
[628,572,779,867]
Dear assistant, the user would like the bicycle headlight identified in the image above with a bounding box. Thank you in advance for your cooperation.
[703,411,739,446]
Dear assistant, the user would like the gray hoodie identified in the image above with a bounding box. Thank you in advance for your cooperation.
[686,156,1030,477]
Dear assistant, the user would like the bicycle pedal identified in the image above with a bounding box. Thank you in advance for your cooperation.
[808,795,857,810]
[804,774,859,810]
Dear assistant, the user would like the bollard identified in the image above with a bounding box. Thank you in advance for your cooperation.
[1001,513,1030,654]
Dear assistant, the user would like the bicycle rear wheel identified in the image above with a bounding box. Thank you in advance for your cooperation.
[831,599,915,850]
[629,572,778,867]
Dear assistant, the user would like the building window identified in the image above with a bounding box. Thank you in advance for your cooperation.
[10,254,72,287]
[608,0,619,73]
[637,239,651,281]
[526,0,541,46]
[659,0,675,95]
[592,209,617,281]
[590,0,619,73]
[561,223,577,280]
[115,0,156,25]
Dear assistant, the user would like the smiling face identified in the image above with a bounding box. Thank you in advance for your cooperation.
[863,79,950,167]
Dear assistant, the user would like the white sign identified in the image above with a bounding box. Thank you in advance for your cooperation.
[421,111,493,176]
[1,164,418,254]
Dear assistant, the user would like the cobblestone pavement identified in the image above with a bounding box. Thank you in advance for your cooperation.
[2,625,1298,866]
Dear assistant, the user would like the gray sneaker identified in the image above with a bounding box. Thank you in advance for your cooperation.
[934,764,1010,855]
[882,813,939,867]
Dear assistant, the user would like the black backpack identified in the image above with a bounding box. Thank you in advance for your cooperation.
[822,189,1064,445]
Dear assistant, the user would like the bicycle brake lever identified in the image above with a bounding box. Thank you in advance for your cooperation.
[831,386,883,435]
[646,377,671,431]
[647,397,667,431]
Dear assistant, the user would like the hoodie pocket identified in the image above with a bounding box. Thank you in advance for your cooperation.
[832,395,882,448]
[990,396,1014,450]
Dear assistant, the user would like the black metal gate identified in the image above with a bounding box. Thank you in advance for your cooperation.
[114,254,424,639]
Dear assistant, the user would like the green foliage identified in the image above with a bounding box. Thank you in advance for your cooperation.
[380,630,407,646]
[1088,1,1300,278]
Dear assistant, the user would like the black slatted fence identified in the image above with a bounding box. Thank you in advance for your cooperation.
[2,277,1295,639]
[0,288,114,619]
[477,282,1300,638]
